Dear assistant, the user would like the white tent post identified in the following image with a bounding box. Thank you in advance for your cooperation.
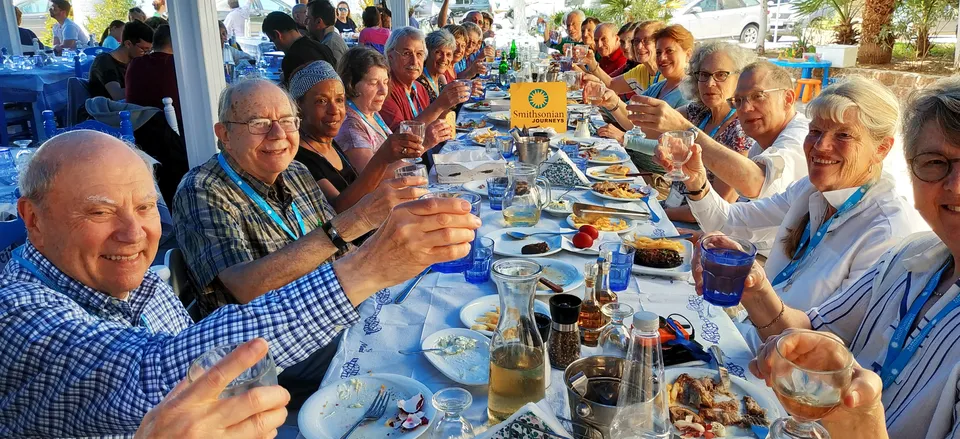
[955,0,960,69]
[168,0,224,168]
[387,0,410,28]
[0,0,22,55]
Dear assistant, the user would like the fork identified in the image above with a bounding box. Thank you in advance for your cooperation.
[340,387,391,439]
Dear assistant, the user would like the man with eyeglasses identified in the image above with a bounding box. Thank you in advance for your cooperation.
[262,11,337,86]
[173,79,431,407]
[305,0,350,65]
[88,20,155,101]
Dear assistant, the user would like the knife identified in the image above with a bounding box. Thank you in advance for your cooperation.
[573,202,650,221]
[393,268,431,304]
[709,345,731,391]
[751,424,770,438]
[538,276,564,293]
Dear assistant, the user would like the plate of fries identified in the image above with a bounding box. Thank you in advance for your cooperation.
[470,128,503,146]
[460,295,551,336]
[566,213,640,234]
[623,234,693,278]
[591,182,655,201]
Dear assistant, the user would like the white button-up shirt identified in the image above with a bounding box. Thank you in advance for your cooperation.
[746,112,810,200]
[690,171,926,323]
[223,7,252,38]
[806,232,960,439]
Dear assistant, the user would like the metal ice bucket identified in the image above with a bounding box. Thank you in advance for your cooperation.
[515,136,551,166]
[564,356,626,439]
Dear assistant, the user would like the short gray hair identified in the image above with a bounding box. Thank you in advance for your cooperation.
[425,29,456,53]
[564,9,585,25]
[902,77,960,159]
[681,42,757,104]
[217,78,298,125]
[19,131,156,203]
[806,76,900,144]
[385,26,425,55]
[292,3,305,13]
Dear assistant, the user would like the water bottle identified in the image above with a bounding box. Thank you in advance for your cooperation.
[162,97,180,135]
[119,111,135,144]
[42,110,57,139]
[89,34,98,46]
[609,311,671,439]
[32,38,40,55]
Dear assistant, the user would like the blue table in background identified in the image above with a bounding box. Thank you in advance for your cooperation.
[1,58,94,141]
[768,58,832,89]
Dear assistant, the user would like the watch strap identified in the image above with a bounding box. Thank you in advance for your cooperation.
[321,221,350,253]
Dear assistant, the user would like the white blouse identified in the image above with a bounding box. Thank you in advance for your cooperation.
[805,232,960,439]
[689,171,926,316]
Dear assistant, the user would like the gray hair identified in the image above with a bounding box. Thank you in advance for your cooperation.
[217,78,298,125]
[292,4,306,13]
[564,9,585,26]
[806,76,900,145]
[19,131,156,203]
[385,26,425,55]
[681,42,757,104]
[425,29,456,53]
[902,77,960,159]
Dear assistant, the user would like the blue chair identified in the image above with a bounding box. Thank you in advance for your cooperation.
[61,119,124,137]
[0,217,26,254]
[1,88,40,146]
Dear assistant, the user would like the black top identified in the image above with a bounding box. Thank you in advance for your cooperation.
[549,294,583,324]
[281,36,337,85]
[294,140,358,193]
[88,52,127,99]
[334,18,357,34]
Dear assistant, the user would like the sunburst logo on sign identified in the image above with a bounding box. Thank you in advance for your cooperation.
[528,89,549,109]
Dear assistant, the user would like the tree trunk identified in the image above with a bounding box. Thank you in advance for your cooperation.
[858,0,897,64]
[917,27,931,58]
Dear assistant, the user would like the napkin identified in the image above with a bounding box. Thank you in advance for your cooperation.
[540,150,589,187]
[434,149,506,171]
[477,402,573,439]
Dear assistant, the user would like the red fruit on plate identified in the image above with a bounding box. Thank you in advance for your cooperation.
[578,225,599,240]
[572,232,594,249]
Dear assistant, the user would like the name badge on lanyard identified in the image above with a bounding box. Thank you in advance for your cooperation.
[346,100,390,139]
[875,263,960,389]
[406,83,422,118]
[698,108,736,138]
[217,154,307,241]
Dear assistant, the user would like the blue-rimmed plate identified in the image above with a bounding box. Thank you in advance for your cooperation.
[587,149,630,165]
[665,367,782,438]
[534,258,585,296]
[459,294,551,336]
[484,227,565,258]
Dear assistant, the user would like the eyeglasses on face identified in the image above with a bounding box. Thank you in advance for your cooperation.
[226,117,301,134]
[726,88,787,109]
[909,152,960,183]
[694,70,733,83]
[338,7,348,11]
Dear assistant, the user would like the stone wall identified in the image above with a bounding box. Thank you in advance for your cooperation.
[786,66,944,99]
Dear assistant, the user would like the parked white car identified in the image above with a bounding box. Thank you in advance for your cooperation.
[668,0,764,43]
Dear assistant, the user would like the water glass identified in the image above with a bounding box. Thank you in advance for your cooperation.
[599,242,636,292]
[485,138,502,160]
[395,163,428,188]
[399,120,426,164]
[421,192,481,273]
[570,156,589,174]
[660,130,696,182]
[429,387,476,439]
[496,136,514,159]
[560,142,580,160]
[700,235,758,308]
[464,237,495,284]
[187,343,279,399]
[486,176,510,211]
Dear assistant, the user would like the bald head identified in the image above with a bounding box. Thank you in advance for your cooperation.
[596,22,619,57]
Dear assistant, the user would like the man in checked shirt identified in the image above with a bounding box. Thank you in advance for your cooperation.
[0,130,480,437]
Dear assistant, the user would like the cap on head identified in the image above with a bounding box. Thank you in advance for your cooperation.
[288,60,342,101]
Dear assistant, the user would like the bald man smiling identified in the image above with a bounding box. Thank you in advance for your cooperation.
[595,22,628,75]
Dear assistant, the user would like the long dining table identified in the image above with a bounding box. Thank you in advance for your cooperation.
[302,95,777,438]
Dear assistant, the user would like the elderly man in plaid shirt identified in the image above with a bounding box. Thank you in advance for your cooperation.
[0,130,480,437]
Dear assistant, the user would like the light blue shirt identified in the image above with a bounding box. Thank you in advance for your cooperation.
[625,80,690,155]
[101,35,120,50]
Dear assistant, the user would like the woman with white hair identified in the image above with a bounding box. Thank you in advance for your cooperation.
[672,76,926,342]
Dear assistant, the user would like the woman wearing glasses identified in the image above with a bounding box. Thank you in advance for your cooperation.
[739,77,960,439]
[668,77,926,345]
[335,1,357,34]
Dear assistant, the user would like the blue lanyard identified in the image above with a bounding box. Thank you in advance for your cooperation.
[346,100,390,139]
[405,83,422,118]
[698,108,736,137]
[12,246,152,333]
[422,69,440,95]
[217,154,306,241]
[771,185,870,286]
[455,59,467,74]
[877,263,959,389]
[653,71,661,83]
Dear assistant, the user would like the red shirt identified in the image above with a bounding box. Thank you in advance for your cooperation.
[380,76,431,131]
[599,47,628,76]
[125,52,182,130]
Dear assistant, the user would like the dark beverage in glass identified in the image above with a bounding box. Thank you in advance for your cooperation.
[700,235,757,307]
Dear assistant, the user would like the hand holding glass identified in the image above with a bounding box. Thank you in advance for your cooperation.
[699,235,758,309]
[398,120,426,164]
[660,130,696,182]
[188,343,278,399]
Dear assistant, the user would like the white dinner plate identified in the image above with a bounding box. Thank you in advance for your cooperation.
[664,367,782,438]
[590,184,658,202]
[459,294,552,336]
[629,237,694,279]
[560,232,624,256]
[485,90,509,99]
[484,227,566,258]
[586,166,636,182]
[421,328,491,386]
[299,374,436,439]
[586,150,630,165]
[484,111,511,125]
[543,194,578,216]
[567,104,592,114]
[463,102,493,111]
[462,180,488,197]
[534,258,585,296]
[565,213,640,235]
[549,136,599,149]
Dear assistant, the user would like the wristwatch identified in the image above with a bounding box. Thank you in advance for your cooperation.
[681,179,708,197]
[322,221,350,253]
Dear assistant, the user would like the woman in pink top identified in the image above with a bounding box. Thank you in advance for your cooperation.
[335,46,394,171]
[358,6,391,51]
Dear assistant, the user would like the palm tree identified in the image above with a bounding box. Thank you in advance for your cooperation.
[858,0,897,63]
[794,0,862,44]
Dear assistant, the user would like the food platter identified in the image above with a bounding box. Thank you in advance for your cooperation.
[625,234,694,279]
[665,367,782,439]
[590,182,656,201]
[586,165,636,182]
[484,227,565,258]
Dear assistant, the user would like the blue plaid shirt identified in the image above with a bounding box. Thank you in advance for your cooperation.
[0,242,359,437]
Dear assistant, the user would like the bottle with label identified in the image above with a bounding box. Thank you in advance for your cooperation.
[578,262,602,347]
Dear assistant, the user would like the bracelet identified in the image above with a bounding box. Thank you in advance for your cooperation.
[681,179,708,196]
[322,221,350,253]
[754,298,786,330]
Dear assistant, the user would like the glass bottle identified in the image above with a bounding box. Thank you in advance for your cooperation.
[430,387,476,439]
[488,259,547,424]
[598,303,635,358]
[609,311,671,439]
[596,250,619,309]
[578,262,603,347]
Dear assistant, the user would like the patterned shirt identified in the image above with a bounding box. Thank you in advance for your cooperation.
[0,242,359,437]
[173,153,339,316]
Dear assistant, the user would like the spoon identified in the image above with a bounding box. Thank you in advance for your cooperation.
[398,346,461,355]
[506,230,578,240]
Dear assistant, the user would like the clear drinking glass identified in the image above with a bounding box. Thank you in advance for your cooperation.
[188,343,279,399]
[421,192,481,273]
[395,163,429,188]
[430,387,477,439]
[769,330,855,439]
[583,81,606,116]
[496,136,514,160]
[597,302,635,358]
[464,236,495,284]
[399,120,426,164]
[660,130,696,182]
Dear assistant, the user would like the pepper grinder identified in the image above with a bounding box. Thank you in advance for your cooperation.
[548,294,583,370]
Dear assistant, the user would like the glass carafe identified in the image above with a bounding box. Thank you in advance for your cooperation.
[488,258,547,423]
[598,303,636,358]
[502,163,552,227]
